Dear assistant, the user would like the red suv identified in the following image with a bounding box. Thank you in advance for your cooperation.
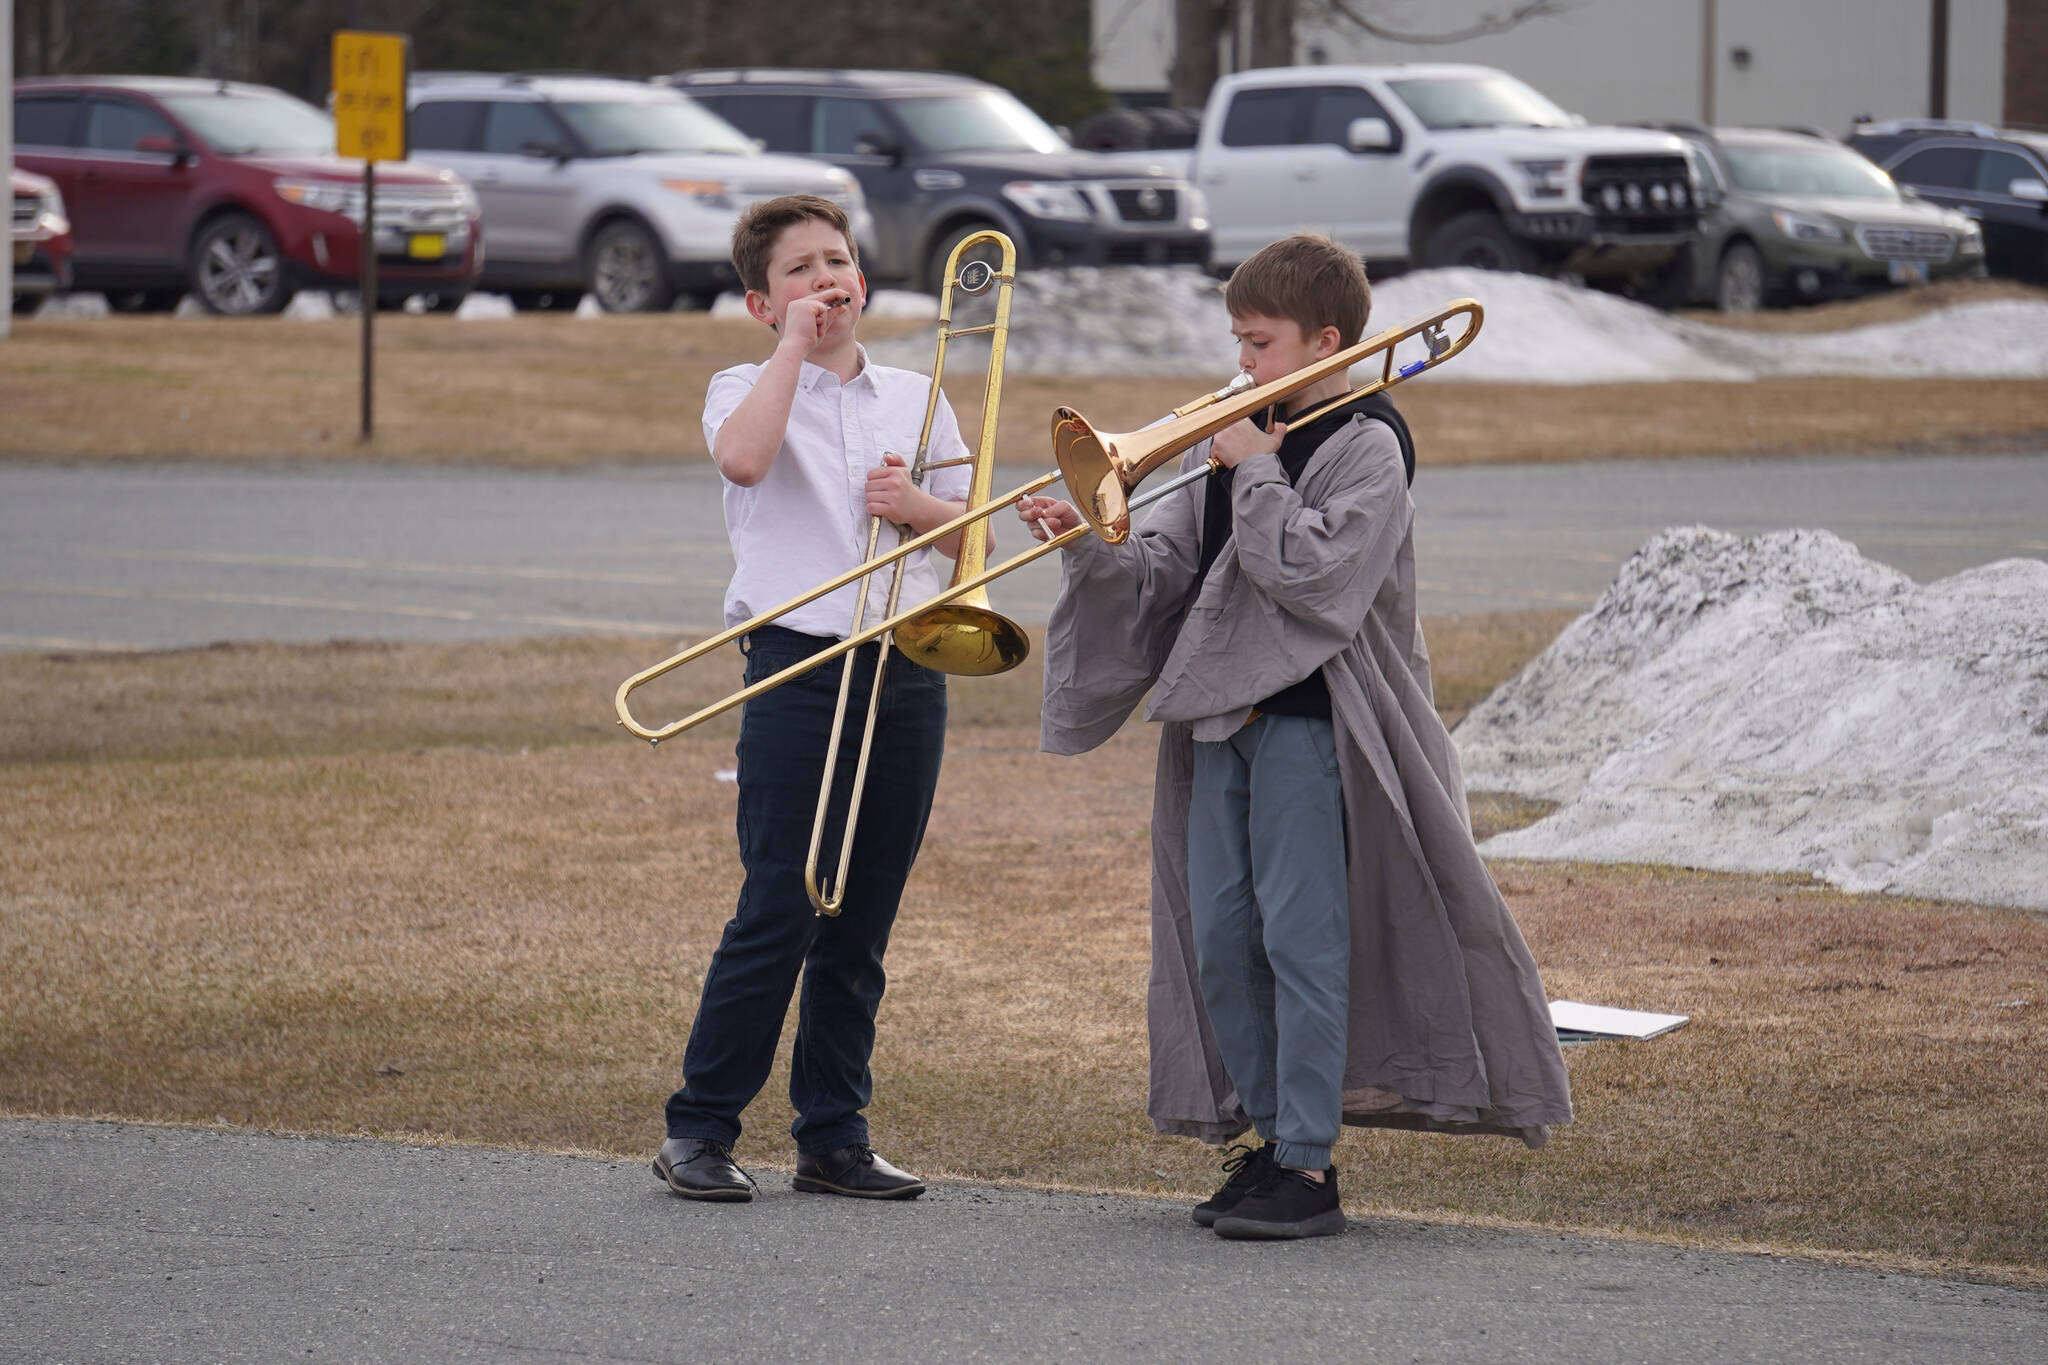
[12,76,482,314]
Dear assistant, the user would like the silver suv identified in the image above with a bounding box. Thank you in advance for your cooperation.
[406,74,873,311]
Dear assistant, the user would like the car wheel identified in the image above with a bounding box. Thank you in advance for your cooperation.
[425,291,470,314]
[12,294,42,316]
[191,214,292,316]
[1422,210,1540,274]
[507,290,584,313]
[923,222,1006,296]
[1715,241,1766,313]
[587,221,675,313]
[107,289,185,314]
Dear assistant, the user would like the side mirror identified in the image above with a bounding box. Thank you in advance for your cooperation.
[1345,117,1394,153]
[2011,177,2048,205]
[1899,183,1923,201]
[136,133,192,163]
[851,134,901,164]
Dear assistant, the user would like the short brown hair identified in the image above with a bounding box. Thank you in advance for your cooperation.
[730,194,859,295]
[1223,234,1372,346]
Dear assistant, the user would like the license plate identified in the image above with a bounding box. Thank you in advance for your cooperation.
[12,242,32,266]
[1887,259,1927,285]
[407,232,447,260]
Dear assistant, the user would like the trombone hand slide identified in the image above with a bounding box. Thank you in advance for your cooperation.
[615,297,1485,747]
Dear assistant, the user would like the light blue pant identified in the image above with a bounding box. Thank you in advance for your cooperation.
[1188,714,1350,1172]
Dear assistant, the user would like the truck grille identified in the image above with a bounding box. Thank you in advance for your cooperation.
[1854,225,1955,262]
[1580,154,1694,235]
[1107,185,1179,223]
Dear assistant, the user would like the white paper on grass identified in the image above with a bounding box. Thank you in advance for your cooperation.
[1550,1000,1690,1040]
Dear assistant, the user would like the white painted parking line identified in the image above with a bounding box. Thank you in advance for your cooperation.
[83,548,686,587]
[0,634,148,652]
[6,582,687,636]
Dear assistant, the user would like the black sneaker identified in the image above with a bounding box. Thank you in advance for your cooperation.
[1190,1142,1276,1227]
[1211,1164,1345,1240]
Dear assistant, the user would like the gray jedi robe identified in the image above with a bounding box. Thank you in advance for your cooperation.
[1041,415,1573,1149]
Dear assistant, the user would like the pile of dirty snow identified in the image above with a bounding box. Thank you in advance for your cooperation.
[866,265,2048,384]
[1455,527,2048,910]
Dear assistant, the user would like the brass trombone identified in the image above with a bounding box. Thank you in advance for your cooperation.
[615,295,1485,868]
[803,232,1027,914]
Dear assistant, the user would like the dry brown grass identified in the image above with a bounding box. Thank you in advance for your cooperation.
[4,619,2044,1283]
[5,300,2045,466]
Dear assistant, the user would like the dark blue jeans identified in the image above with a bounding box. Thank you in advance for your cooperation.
[664,625,947,1155]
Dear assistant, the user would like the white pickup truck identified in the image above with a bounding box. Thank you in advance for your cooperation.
[1132,63,1700,286]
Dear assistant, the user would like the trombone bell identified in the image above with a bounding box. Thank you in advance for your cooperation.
[892,603,1031,676]
[1050,409,1128,546]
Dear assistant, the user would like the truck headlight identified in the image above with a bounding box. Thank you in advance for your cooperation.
[1515,159,1570,199]
[1771,209,1843,243]
[1002,181,1092,221]
[1957,219,1984,253]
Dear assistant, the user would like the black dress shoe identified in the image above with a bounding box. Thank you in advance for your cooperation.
[652,1137,756,1202]
[793,1144,926,1199]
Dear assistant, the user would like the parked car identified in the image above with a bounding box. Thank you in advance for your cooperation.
[11,168,75,311]
[667,68,1211,292]
[11,76,482,315]
[1653,126,1985,311]
[404,73,872,311]
[1103,63,1699,286]
[1845,119,2048,286]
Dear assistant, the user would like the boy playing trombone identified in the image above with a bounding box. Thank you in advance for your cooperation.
[654,195,972,1203]
[1018,234,1572,1239]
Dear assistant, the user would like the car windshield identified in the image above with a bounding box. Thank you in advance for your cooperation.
[553,97,756,156]
[888,91,1067,154]
[1724,143,1899,198]
[1385,75,1572,130]
[159,92,334,155]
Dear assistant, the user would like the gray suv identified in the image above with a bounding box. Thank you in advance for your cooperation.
[670,69,1210,291]
[406,73,873,311]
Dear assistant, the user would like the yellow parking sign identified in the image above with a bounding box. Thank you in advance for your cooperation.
[332,31,410,162]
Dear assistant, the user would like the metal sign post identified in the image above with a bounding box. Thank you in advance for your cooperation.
[4,0,16,342]
[332,30,410,440]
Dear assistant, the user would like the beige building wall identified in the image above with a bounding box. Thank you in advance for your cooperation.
[1094,0,2007,132]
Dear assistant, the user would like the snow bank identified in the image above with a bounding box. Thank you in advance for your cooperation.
[867,265,2048,383]
[1455,527,2048,910]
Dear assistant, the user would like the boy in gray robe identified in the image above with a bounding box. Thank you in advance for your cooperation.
[1016,234,1572,1240]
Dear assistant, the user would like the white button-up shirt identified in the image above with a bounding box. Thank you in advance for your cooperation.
[704,345,974,640]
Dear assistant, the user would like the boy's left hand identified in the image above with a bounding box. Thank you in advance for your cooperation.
[866,452,921,524]
[1210,414,1285,469]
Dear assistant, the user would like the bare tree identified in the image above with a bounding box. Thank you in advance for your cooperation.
[1311,0,1566,46]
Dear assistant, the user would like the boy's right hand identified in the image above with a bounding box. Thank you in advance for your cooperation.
[1016,495,1082,542]
[778,289,854,355]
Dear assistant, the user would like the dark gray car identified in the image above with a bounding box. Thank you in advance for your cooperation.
[669,69,1210,292]
[1663,127,1985,312]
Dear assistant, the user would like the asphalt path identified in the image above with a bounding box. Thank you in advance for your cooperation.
[3,450,2045,652]
[6,1120,2043,1365]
